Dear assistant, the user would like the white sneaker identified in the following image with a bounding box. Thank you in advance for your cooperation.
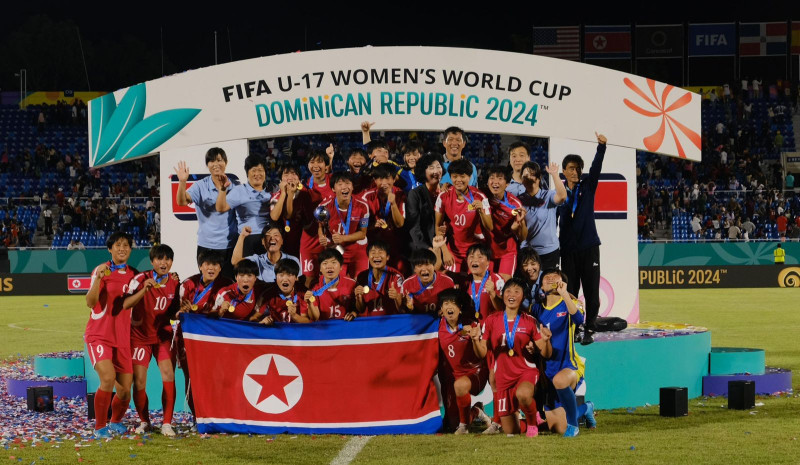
[190,422,198,433]
[161,424,176,437]
[472,404,492,427]
[454,424,469,435]
[134,422,152,434]
[482,422,502,435]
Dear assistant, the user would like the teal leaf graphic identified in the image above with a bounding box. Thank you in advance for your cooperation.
[95,84,146,166]
[709,243,751,265]
[90,93,116,166]
[115,109,201,162]
[665,256,712,266]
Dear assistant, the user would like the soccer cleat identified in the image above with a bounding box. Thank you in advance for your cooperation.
[94,426,113,439]
[134,422,152,435]
[454,424,469,435]
[525,424,539,438]
[161,424,176,437]
[563,424,579,437]
[190,422,198,433]
[482,422,502,435]
[584,401,597,429]
[107,422,127,435]
[536,411,547,427]
[471,402,492,426]
[580,330,594,346]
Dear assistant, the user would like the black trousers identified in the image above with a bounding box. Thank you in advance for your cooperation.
[560,245,600,330]
[196,245,235,280]
[538,249,560,271]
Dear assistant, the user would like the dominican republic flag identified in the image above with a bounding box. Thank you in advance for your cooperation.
[180,313,442,435]
[584,25,632,59]
[533,26,580,61]
[739,22,787,56]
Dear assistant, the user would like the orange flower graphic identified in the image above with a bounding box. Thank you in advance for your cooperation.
[623,78,701,159]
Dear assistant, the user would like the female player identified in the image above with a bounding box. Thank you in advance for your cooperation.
[215,154,271,256]
[84,231,138,438]
[516,247,544,311]
[484,166,527,280]
[437,289,491,434]
[534,268,596,437]
[518,161,567,270]
[475,277,552,437]
[174,147,238,278]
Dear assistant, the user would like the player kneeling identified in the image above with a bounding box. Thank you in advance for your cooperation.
[437,289,492,434]
[251,259,311,324]
[123,244,181,437]
[474,278,552,437]
[535,268,596,437]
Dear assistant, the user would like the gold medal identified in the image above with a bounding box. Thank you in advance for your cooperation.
[309,296,316,303]
[169,320,179,325]
[297,183,303,190]
[475,311,480,320]
[512,209,519,216]
[380,223,388,229]
[508,349,514,357]
[467,205,474,211]
[103,269,111,276]
[284,225,291,232]
[153,284,163,289]
[191,304,198,311]
[228,304,236,313]
[551,283,558,290]
[363,286,371,294]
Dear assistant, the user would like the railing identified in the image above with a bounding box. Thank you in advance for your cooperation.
[0,196,160,207]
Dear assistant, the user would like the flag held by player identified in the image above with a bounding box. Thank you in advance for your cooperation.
[180,313,442,434]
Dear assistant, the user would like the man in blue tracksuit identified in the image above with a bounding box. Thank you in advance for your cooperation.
[558,132,607,345]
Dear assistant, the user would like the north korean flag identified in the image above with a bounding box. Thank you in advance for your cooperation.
[594,173,628,220]
[180,313,442,435]
[67,275,92,294]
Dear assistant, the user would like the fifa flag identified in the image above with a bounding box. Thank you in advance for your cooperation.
[180,313,442,435]
[739,22,787,56]
[584,25,632,59]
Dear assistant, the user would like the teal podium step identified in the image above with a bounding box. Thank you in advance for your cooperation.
[709,347,765,375]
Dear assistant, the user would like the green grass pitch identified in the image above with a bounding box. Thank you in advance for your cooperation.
[1,289,798,464]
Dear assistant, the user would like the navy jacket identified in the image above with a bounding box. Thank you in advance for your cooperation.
[558,143,606,251]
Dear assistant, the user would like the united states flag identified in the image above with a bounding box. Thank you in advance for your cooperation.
[533,26,581,60]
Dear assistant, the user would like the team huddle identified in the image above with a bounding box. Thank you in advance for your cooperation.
[84,123,608,439]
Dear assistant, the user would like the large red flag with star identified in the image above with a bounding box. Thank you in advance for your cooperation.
[180,313,442,434]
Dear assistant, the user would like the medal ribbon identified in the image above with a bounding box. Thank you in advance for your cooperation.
[107,261,127,273]
[278,292,299,305]
[461,188,474,206]
[368,269,387,292]
[230,287,254,307]
[503,312,521,353]
[410,274,436,297]
[313,277,340,297]
[470,270,490,318]
[569,182,581,218]
[335,198,353,234]
[499,192,516,212]
[446,321,463,334]
[151,271,168,286]
[192,280,214,305]
[381,197,392,220]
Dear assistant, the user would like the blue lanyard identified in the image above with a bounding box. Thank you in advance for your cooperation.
[335,198,353,234]
[460,188,474,205]
[151,271,168,286]
[231,287,254,307]
[368,269,387,291]
[278,292,298,305]
[499,192,516,211]
[569,182,581,218]
[308,176,315,189]
[381,197,392,219]
[503,313,521,352]
[107,261,126,272]
[313,277,339,297]
[470,271,490,319]
[445,321,463,334]
[192,280,214,305]
[410,274,436,297]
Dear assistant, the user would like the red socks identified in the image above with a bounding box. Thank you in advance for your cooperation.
[133,389,150,423]
[94,389,113,429]
[162,381,176,425]
[456,394,472,424]
[521,399,539,426]
[110,392,129,423]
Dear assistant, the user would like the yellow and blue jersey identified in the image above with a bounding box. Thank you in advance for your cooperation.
[535,297,585,380]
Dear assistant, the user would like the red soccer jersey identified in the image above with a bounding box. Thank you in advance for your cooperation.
[487,192,523,259]
[401,272,455,315]
[438,318,484,378]
[84,262,138,348]
[261,283,310,323]
[128,271,180,344]
[458,271,505,320]
[304,174,334,204]
[319,197,370,259]
[213,281,269,321]
[270,190,315,257]
[310,275,357,320]
[360,187,406,235]
[355,267,404,316]
[435,187,490,257]
[482,311,542,390]
[179,274,234,315]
